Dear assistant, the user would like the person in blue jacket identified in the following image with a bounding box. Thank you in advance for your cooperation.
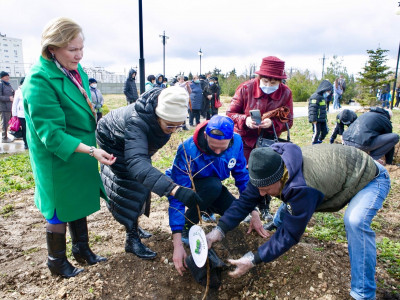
[167,115,269,275]
[206,143,390,300]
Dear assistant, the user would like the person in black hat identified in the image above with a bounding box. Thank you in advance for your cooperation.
[0,71,15,143]
[329,109,357,144]
[167,115,268,276]
[88,78,104,123]
[124,69,139,105]
[206,143,389,300]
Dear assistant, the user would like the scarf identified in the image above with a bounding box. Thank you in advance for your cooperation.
[53,58,97,120]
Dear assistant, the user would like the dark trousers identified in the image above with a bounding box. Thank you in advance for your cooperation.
[19,117,27,147]
[345,133,399,164]
[311,122,328,144]
[185,177,235,227]
[1,111,11,139]
[189,109,201,126]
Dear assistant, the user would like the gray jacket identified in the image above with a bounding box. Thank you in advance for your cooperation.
[0,81,14,112]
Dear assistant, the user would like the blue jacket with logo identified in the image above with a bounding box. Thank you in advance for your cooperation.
[167,121,249,233]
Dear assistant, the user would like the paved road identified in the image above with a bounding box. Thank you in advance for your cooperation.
[0,103,362,155]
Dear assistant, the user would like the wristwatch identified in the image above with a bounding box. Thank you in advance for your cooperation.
[89,146,95,157]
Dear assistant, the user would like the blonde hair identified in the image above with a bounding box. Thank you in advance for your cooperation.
[41,17,83,60]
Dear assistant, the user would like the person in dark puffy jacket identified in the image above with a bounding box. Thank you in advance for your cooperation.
[123,69,139,104]
[329,109,357,144]
[96,87,202,260]
[343,107,399,165]
[206,144,389,300]
[308,80,332,144]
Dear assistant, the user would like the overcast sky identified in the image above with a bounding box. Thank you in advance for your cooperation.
[2,0,400,80]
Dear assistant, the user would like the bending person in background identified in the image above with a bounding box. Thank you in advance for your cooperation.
[23,17,116,278]
[329,109,357,144]
[227,56,293,223]
[96,87,202,260]
[343,107,399,165]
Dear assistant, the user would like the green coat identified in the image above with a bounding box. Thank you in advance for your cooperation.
[23,56,107,222]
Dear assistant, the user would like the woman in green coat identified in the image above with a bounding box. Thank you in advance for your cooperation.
[23,17,116,278]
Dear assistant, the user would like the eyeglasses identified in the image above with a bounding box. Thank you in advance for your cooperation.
[166,125,185,129]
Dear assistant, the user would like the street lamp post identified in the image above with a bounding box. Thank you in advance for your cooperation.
[159,31,169,77]
[138,0,145,94]
[391,41,400,109]
[198,48,203,75]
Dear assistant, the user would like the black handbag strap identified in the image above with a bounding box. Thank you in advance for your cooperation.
[259,122,290,142]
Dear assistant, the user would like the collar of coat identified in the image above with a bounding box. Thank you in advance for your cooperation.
[39,56,95,120]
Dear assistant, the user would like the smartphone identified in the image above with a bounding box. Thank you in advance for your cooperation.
[250,109,261,125]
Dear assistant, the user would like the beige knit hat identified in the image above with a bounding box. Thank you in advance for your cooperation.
[155,86,189,122]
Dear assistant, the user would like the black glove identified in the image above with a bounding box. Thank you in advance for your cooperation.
[174,187,202,208]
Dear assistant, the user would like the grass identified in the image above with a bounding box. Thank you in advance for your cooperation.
[377,237,400,279]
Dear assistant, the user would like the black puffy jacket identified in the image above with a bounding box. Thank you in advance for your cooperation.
[96,88,176,230]
[342,107,392,147]
[308,80,332,123]
[123,69,139,103]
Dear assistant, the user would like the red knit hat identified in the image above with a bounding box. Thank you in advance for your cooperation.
[255,56,287,79]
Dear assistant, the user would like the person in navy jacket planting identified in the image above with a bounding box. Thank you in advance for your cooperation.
[167,115,269,275]
[207,143,390,300]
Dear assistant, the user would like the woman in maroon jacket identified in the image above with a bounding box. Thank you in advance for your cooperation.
[226,56,293,222]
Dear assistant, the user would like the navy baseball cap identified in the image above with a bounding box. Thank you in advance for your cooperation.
[205,115,234,140]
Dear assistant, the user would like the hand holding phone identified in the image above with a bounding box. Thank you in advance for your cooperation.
[249,109,261,125]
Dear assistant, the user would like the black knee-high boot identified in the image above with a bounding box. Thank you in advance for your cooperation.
[125,222,157,260]
[46,230,84,278]
[68,217,107,265]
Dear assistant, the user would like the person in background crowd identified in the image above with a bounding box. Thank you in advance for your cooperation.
[206,144,390,300]
[380,84,391,109]
[155,74,166,89]
[145,75,156,92]
[226,56,294,223]
[11,77,28,149]
[332,78,343,110]
[124,69,139,105]
[329,109,357,144]
[199,74,209,119]
[175,75,192,131]
[163,77,169,88]
[23,17,116,278]
[0,71,14,143]
[166,115,268,275]
[96,87,202,260]
[395,84,400,108]
[89,78,104,123]
[203,76,220,118]
[339,74,346,94]
[308,80,332,145]
[189,75,203,127]
[343,107,399,165]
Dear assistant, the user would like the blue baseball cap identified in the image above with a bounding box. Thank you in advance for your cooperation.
[205,115,234,140]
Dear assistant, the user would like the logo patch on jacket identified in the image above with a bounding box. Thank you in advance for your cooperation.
[286,204,293,215]
[228,158,236,169]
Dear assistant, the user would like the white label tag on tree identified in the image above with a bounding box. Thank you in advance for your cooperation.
[188,225,208,267]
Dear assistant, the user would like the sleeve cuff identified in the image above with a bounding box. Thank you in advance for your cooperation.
[253,252,262,265]
[55,135,81,162]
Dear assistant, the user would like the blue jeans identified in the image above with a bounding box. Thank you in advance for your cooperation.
[345,162,390,300]
[272,162,390,300]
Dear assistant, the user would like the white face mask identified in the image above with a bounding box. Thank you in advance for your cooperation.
[259,80,279,94]
[90,84,97,88]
